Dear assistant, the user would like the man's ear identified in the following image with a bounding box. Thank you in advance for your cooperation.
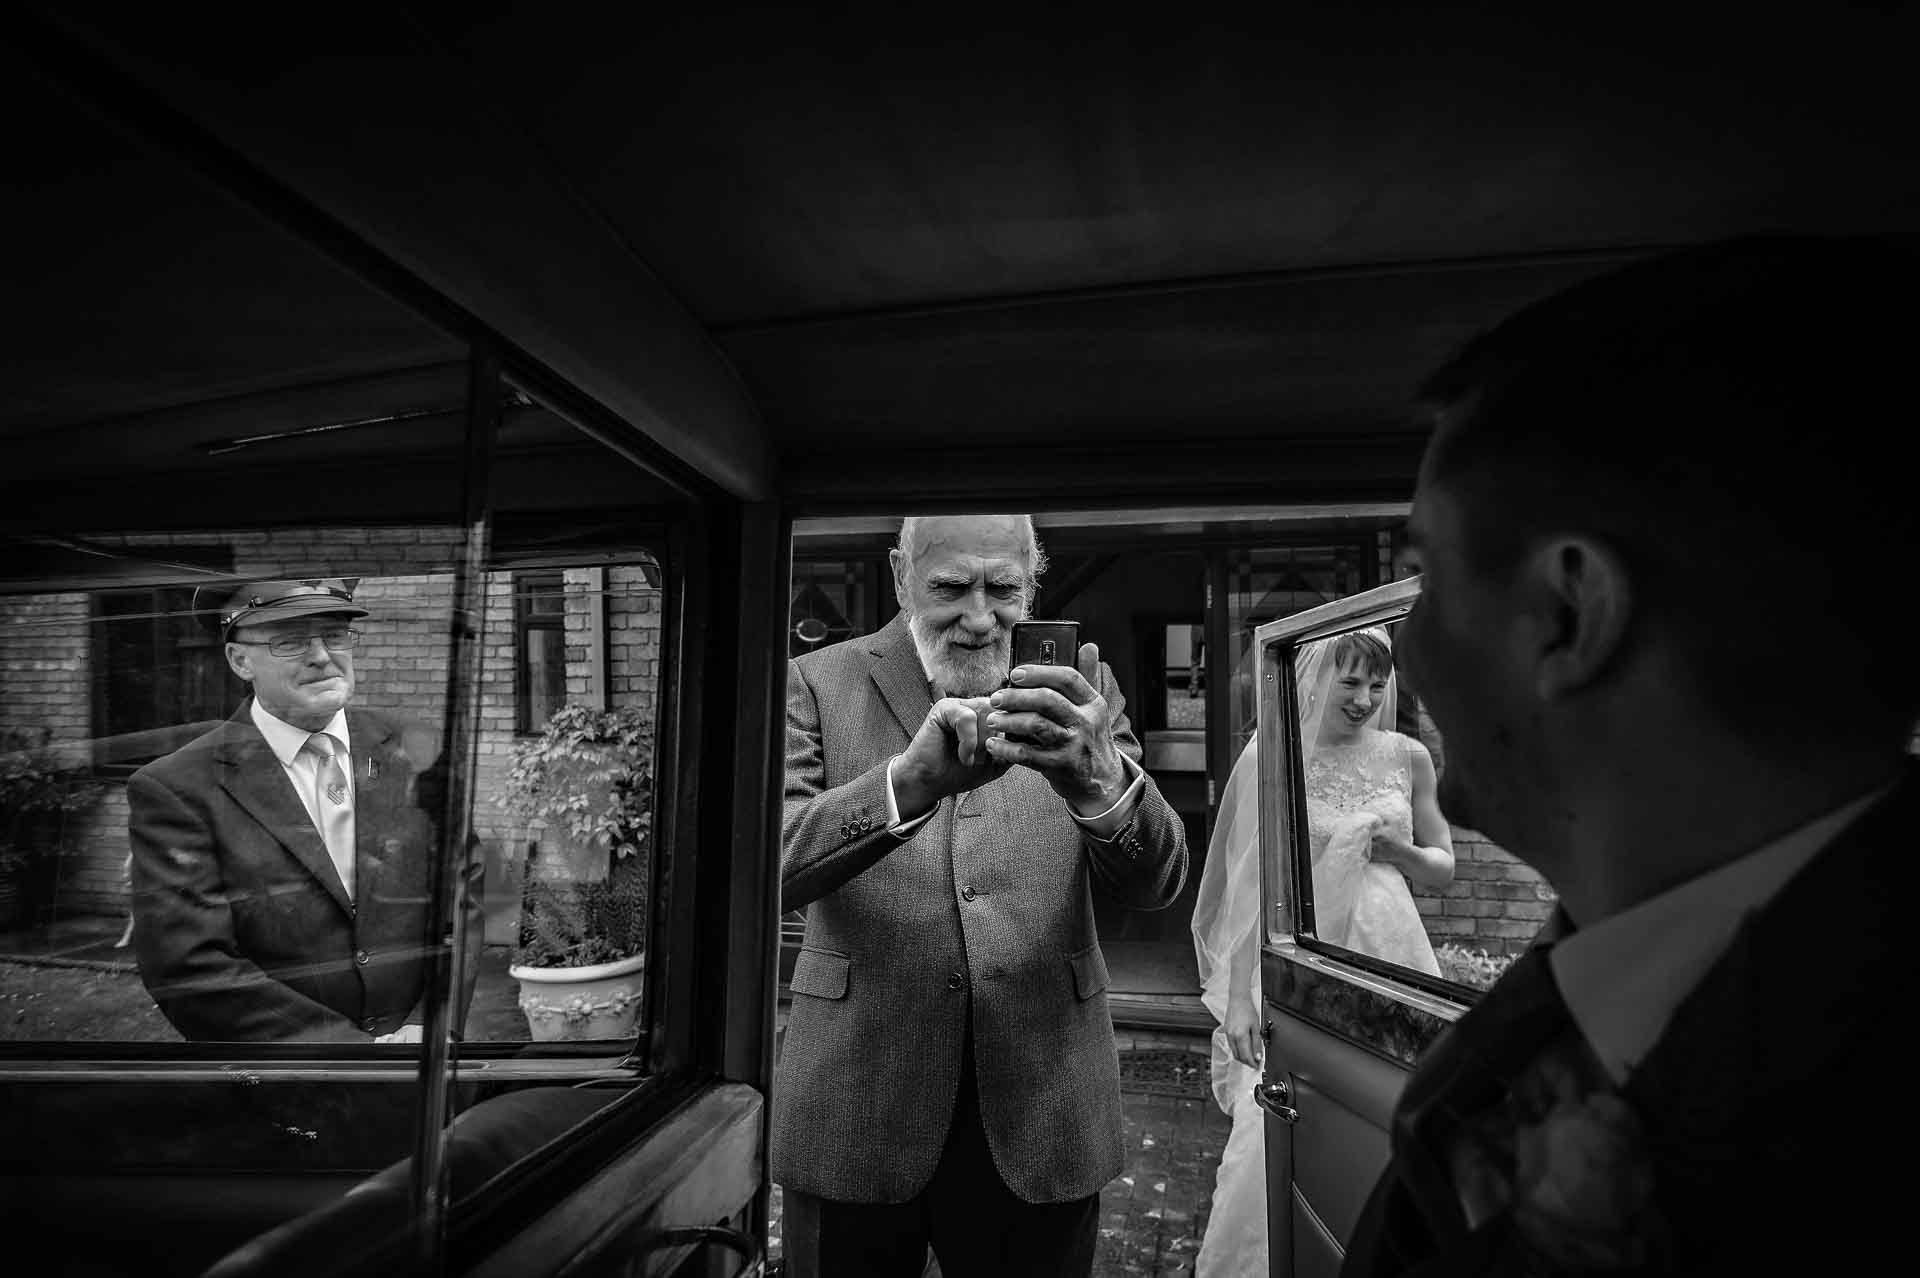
[1524,536,1633,701]
[887,548,911,608]
[224,642,255,683]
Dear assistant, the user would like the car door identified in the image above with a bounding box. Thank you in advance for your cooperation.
[1250,579,1533,1276]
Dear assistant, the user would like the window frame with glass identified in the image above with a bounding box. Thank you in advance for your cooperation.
[1251,578,1475,1064]
[0,34,781,1267]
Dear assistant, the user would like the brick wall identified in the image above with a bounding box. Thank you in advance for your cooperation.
[0,593,91,766]
[0,592,106,911]
[0,528,663,923]
[1413,826,1556,957]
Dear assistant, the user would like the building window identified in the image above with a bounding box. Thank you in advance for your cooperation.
[515,570,568,734]
[789,558,891,658]
[90,588,239,772]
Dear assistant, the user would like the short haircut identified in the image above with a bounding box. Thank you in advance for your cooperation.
[1331,631,1392,682]
[1416,232,1920,750]
[894,515,1050,589]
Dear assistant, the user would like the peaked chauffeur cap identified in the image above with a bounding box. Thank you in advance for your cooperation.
[194,578,368,637]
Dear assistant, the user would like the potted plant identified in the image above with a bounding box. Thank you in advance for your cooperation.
[0,727,101,932]
[494,704,652,1040]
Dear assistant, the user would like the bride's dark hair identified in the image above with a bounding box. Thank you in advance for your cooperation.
[1331,630,1391,681]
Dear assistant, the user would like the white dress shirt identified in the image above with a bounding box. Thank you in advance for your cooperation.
[249,699,357,899]
[1550,782,1891,1086]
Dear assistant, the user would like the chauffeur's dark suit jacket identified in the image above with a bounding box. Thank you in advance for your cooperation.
[1341,763,1918,1275]
[128,702,483,1043]
[771,615,1189,1205]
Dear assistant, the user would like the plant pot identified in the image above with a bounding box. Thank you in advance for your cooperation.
[508,952,646,1041]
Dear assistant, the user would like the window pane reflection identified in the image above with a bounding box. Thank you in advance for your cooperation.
[1273,616,1554,989]
[477,562,661,1043]
[1,539,470,1044]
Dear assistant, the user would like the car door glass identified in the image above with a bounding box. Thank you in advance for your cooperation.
[474,561,662,1045]
[1274,616,1554,989]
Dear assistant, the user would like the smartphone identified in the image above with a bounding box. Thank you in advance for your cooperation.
[1009,619,1080,672]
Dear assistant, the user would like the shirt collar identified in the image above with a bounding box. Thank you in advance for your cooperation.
[249,699,352,768]
[1549,782,1890,1086]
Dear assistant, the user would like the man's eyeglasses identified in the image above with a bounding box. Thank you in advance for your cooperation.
[231,628,361,658]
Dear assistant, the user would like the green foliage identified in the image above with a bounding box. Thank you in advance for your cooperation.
[515,855,649,968]
[0,727,102,871]
[494,704,653,861]
[495,705,653,967]
[1435,942,1517,991]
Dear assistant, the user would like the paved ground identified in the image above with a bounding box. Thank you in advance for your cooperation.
[766,1021,1233,1277]
[1096,1034,1232,1277]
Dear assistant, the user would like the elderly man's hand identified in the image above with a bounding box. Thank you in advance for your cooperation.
[891,696,1009,821]
[984,643,1128,816]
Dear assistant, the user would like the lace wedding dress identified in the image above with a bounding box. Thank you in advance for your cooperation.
[1193,630,1436,1276]
[1307,728,1440,975]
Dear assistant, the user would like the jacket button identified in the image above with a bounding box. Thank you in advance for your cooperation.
[960,886,976,901]
[947,971,964,991]
[355,949,370,966]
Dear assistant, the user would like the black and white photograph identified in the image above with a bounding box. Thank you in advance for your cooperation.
[2,5,1914,1275]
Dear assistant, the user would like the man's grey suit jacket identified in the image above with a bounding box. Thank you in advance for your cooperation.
[771,615,1189,1204]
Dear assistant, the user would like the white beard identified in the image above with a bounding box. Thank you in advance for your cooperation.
[906,610,1014,697]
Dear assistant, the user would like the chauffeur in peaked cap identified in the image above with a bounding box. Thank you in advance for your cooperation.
[194,577,368,638]
[128,574,482,1044]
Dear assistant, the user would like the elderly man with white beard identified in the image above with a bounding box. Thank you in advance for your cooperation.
[773,513,1189,1278]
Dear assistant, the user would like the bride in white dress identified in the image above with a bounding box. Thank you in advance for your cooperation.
[1190,627,1454,1276]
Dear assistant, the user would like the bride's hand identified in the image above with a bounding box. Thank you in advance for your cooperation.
[1224,997,1263,1068]
[1368,822,1417,868]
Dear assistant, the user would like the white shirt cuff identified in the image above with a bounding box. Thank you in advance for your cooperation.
[885,755,936,837]
[1069,753,1147,839]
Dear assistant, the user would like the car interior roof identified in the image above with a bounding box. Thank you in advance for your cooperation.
[4,6,1915,520]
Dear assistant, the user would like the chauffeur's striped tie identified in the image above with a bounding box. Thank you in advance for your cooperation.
[302,732,354,899]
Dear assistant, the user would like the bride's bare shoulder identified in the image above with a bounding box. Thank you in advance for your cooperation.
[1376,728,1434,763]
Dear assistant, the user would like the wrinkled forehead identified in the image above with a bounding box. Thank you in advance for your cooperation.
[907,516,1033,578]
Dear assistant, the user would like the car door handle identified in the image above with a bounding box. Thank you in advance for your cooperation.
[1254,1079,1300,1124]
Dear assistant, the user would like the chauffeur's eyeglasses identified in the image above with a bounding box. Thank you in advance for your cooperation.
[232,628,361,658]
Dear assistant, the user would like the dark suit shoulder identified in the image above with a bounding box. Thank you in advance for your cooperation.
[351,708,440,769]
[129,715,251,789]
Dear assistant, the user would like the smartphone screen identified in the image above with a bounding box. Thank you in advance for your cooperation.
[1009,620,1080,671]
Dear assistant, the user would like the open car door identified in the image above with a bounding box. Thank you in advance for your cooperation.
[1251,579,1527,1275]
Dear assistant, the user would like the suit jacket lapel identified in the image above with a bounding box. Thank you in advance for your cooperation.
[215,701,353,916]
[868,615,934,739]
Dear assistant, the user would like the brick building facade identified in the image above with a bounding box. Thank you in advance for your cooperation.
[0,527,662,934]
[1410,831,1555,959]
[4,526,1549,963]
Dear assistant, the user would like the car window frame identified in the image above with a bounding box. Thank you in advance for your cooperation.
[1253,578,1480,1012]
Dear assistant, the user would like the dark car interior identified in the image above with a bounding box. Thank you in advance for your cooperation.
[2,5,1911,1275]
